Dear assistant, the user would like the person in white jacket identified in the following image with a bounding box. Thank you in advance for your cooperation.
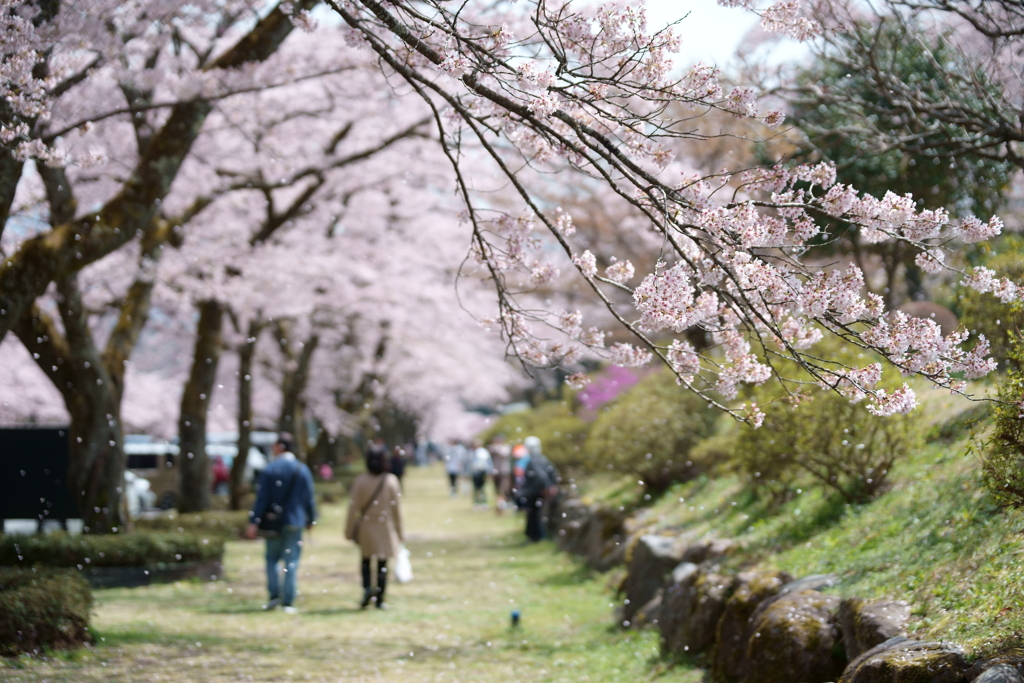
[469,440,493,506]
[444,441,466,497]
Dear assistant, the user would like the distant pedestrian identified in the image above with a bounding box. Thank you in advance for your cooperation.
[488,435,512,511]
[444,441,465,496]
[246,433,316,614]
[469,440,493,506]
[390,446,407,487]
[318,462,334,481]
[345,449,404,609]
[511,436,559,542]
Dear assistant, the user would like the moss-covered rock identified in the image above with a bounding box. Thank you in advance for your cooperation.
[967,650,1024,682]
[711,569,793,682]
[633,589,664,629]
[622,534,687,625]
[741,589,845,683]
[660,568,734,657]
[839,598,911,660]
[553,501,627,572]
[681,538,736,565]
[585,505,628,571]
[974,664,1024,683]
[553,498,593,557]
[839,636,968,683]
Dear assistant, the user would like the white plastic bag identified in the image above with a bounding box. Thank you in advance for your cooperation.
[395,545,413,584]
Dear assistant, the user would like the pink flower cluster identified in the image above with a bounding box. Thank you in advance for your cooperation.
[633,263,719,333]
[608,342,653,368]
[861,311,997,380]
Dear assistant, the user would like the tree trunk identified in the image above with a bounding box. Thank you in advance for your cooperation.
[13,280,129,532]
[55,277,128,533]
[13,222,169,531]
[230,317,263,510]
[178,300,224,513]
[66,384,126,533]
[275,325,319,460]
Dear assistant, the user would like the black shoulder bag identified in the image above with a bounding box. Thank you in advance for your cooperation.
[351,476,387,544]
[257,463,299,539]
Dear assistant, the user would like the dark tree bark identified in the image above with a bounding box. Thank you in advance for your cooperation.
[230,316,264,510]
[178,300,224,513]
[273,322,320,460]
[12,222,169,532]
[14,280,125,532]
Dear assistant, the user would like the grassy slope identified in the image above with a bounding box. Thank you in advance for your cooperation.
[626,383,1024,654]
[3,466,701,683]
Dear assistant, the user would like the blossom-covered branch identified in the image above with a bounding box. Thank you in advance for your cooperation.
[329,0,1018,423]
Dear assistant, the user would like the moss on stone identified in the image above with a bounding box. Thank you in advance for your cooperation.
[742,590,844,683]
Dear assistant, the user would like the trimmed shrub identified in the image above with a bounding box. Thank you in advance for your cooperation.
[134,510,249,538]
[0,568,92,656]
[481,400,591,470]
[586,370,718,493]
[733,387,924,504]
[0,532,224,568]
[981,341,1024,507]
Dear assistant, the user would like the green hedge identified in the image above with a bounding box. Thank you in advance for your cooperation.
[0,568,92,656]
[134,510,249,538]
[586,370,718,493]
[732,384,924,504]
[0,532,225,568]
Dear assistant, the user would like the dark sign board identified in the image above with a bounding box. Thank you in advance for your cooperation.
[0,427,80,522]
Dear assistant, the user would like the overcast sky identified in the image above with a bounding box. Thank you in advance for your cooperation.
[645,0,760,67]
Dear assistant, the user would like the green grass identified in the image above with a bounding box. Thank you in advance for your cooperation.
[628,384,1024,655]
[2,466,702,683]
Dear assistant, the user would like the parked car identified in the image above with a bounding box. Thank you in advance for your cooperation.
[124,438,180,510]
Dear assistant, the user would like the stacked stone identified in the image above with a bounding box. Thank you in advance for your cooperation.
[547,498,1024,683]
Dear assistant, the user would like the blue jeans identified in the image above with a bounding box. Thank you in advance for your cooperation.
[265,526,303,606]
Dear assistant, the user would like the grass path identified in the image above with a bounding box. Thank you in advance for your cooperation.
[4,465,701,683]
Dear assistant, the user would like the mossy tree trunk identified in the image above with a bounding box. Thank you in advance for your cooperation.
[178,300,225,513]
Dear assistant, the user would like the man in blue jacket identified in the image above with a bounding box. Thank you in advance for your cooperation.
[246,433,316,614]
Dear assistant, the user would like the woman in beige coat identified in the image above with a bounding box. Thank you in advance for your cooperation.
[345,448,404,609]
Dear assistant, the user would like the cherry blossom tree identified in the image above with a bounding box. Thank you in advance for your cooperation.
[321,0,1020,427]
[0,0,340,529]
[8,0,1024,529]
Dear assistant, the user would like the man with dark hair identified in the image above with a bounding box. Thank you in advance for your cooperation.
[246,433,316,614]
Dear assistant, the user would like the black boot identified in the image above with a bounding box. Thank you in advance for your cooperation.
[360,558,373,609]
[376,560,388,608]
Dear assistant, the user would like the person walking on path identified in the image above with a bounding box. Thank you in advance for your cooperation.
[246,433,316,614]
[346,449,404,609]
[469,440,493,507]
[487,435,512,512]
[511,436,559,542]
[444,441,465,497]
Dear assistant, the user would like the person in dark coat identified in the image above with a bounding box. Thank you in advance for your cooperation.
[511,436,559,542]
[246,433,316,613]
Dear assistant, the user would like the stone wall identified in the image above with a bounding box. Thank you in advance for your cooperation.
[547,497,1024,683]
